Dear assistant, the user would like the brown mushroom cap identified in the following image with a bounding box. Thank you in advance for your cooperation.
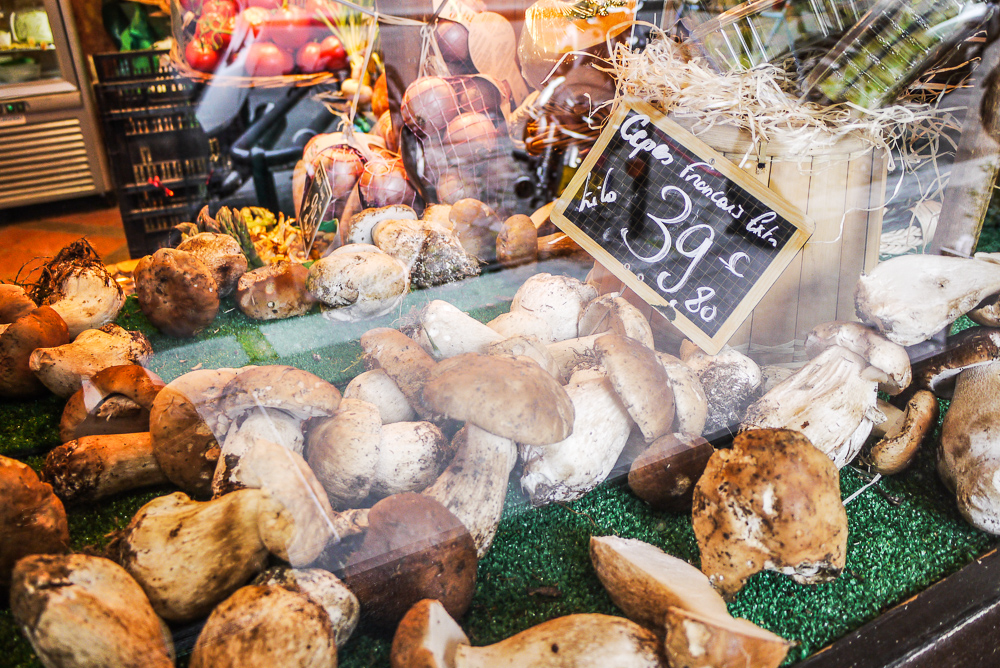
[10,554,174,668]
[596,334,675,442]
[343,492,477,629]
[422,352,574,445]
[693,428,848,598]
[868,390,939,475]
[391,598,470,668]
[220,365,341,424]
[135,248,220,338]
[912,326,1000,398]
[663,606,792,668]
[628,432,714,512]
[150,368,238,497]
[235,261,316,321]
[177,232,249,298]
[0,283,36,324]
[189,584,338,668]
[59,364,165,442]
[0,306,70,398]
[1,455,69,586]
[361,328,438,420]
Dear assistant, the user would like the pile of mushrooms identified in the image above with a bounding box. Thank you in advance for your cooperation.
[14,240,1000,668]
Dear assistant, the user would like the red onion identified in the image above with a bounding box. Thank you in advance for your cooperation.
[315,146,364,200]
[401,77,461,137]
[435,19,470,63]
[456,78,503,115]
[360,158,421,208]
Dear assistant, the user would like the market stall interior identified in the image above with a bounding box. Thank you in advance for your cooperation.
[6,0,1000,666]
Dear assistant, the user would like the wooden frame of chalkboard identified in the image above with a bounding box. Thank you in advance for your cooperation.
[552,99,815,354]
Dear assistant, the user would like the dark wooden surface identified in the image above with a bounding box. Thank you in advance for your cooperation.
[799,548,1000,667]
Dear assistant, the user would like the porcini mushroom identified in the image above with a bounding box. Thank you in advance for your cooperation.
[868,391,938,475]
[743,345,884,468]
[307,247,410,321]
[29,239,125,339]
[343,204,418,246]
[423,424,517,556]
[496,214,538,267]
[177,232,249,297]
[10,554,174,668]
[362,328,438,420]
[29,324,153,397]
[44,432,168,504]
[579,294,655,350]
[0,306,69,398]
[188,584,338,668]
[680,343,761,434]
[1,455,69,587]
[804,321,912,395]
[235,261,317,320]
[628,433,714,512]
[693,428,848,597]
[344,369,417,423]
[938,359,1000,533]
[595,334,674,443]
[654,353,708,436]
[855,252,1000,345]
[343,492,477,628]
[134,247,220,338]
[392,600,663,668]
[418,300,502,359]
[59,364,164,443]
[0,283,36,324]
[149,367,238,498]
[912,326,1000,398]
[510,273,598,342]
[253,566,360,648]
[520,371,632,506]
[486,310,554,343]
[422,353,574,445]
[663,606,792,668]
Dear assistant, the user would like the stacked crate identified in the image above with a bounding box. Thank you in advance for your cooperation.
[91,50,223,257]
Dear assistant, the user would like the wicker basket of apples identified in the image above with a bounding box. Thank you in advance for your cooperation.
[169,0,361,87]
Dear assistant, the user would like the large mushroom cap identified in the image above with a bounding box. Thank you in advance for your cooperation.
[595,333,675,442]
[1,455,69,586]
[134,248,220,338]
[236,261,316,321]
[693,428,848,598]
[422,352,574,444]
[0,305,70,398]
[177,232,249,298]
[912,326,1000,398]
[804,320,911,395]
[220,365,341,424]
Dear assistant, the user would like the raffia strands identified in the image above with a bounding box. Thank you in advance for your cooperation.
[609,32,954,164]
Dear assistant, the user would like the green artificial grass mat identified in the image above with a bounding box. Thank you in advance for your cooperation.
[2,247,999,666]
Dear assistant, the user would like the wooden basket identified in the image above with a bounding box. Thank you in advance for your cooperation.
[593,121,888,366]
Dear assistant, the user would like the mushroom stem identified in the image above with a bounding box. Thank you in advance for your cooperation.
[44,432,168,504]
[424,424,517,557]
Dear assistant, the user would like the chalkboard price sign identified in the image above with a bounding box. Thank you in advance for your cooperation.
[298,167,336,254]
[552,100,814,354]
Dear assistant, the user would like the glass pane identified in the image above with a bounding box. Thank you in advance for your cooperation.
[0,0,61,85]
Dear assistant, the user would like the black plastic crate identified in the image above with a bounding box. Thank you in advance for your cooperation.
[91,50,177,84]
[104,128,214,190]
[96,78,201,114]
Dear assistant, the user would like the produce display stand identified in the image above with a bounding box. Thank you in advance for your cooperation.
[7,0,1000,666]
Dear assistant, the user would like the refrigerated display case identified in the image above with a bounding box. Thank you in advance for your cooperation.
[0,0,111,209]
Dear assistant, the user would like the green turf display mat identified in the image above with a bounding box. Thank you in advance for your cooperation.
[2,245,999,667]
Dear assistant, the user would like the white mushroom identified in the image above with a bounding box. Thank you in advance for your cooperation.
[29,324,152,397]
[307,398,381,508]
[307,248,410,321]
[595,334,674,442]
[486,335,561,378]
[742,345,884,468]
[855,252,1000,346]
[520,372,632,506]
[253,566,360,648]
[579,294,655,349]
[655,353,708,436]
[212,408,306,495]
[546,333,603,382]
[510,273,598,342]
[419,300,503,359]
[344,368,417,423]
[486,310,555,343]
[344,204,418,245]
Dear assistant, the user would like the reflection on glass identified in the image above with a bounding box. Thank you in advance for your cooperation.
[0,0,58,85]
